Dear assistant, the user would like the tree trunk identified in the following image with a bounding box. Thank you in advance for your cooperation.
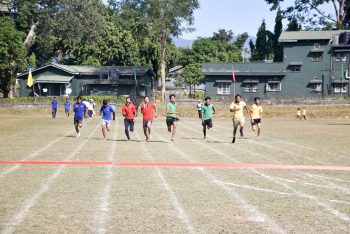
[24,22,39,50]
[159,30,167,103]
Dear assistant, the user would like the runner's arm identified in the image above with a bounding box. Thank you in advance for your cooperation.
[212,106,216,115]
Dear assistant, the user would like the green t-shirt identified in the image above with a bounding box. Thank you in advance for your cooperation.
[201,104,214,120]
[166,102,177,118]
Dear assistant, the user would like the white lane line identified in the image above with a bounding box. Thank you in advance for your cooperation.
[1,123,100,234]
[153,131,285,234]
[217,180,350,205]
[0,119,92,179]
[134,131,196,234]
[180,122,350,223]
[310,174,350,184]
[95,120,118,234]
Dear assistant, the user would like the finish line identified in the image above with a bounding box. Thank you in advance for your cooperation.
[0,161,350,171]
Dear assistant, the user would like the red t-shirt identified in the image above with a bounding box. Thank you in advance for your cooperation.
[140,103,155,120]
[122,104,136,120]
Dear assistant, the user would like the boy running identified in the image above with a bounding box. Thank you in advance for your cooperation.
[64,99,70,117]
[230,94,251,143]
[140,96,157,141]
[296,108,301,120]
[73,96,87,138]
[201,96,215,140]
[250,97,263,139]
[302,108,307,120]
[51,96,58,118]
[122,96,137,141]
[166,94,179,141]
[100,99,116,139]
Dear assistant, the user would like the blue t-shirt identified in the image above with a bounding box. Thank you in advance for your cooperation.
[100,105,115,121]
[64,102,70,110]
[73,103,86,118]
[52,100,58,109]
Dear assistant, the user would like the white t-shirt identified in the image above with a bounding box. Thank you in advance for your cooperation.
[297,110,301,116]
[83,101,93,111]
[197,103,202,110]
[302,109,306,115]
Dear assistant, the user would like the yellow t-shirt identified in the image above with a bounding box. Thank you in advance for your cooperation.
[250,104,263,119]
[230,101,246,119]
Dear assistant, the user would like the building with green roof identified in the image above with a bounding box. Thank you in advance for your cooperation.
[17,64,154,97]
[203,30,350,100]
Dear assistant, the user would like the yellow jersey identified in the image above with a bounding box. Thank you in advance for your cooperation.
[230,101,246,119]
[250,104,263,119]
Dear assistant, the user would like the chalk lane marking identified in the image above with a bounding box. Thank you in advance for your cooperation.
[1,123,100,234]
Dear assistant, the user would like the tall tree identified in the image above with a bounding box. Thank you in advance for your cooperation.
[178,63,204,96]
[0,17,27,97]
[265,0,349,29]
[255,20,268,61]
[273,9,283,62]
[286,17,302,31]
[212,29,234,43]
[117,0,200,103]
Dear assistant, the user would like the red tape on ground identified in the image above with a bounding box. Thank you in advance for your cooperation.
[0,161,349,171]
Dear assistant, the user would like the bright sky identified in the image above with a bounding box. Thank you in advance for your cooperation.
[181,0,335,39]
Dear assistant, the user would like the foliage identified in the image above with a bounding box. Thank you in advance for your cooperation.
[177,63,205,95]
[0,17,27,98]
[250,20,274,61]
[286,17,302,31]
[273,9,283,62]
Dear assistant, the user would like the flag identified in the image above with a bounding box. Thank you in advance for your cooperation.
[232,65,236,83]
[133,69,138,86]
[27,69,33,87]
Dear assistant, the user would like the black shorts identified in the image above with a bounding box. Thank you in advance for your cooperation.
[251,118,261,125]
[202,119,213,128]
[166,117,178,127]
[74,117,83,125]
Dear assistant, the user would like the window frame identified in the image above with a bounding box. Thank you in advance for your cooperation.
[266,82,281,92]
[334,83,348,93]
[312,52,323,62]
[217,82,231,95]
[244,83,258,93]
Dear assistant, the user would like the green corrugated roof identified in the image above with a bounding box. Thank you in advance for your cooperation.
[279,30,350,42]
[202,62,287,76]
[35,74,74,83]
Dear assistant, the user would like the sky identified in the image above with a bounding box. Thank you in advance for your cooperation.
[180,0,335,39]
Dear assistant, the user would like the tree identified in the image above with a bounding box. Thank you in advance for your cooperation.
[273,9,283,62]
[117,0,200,103]
[179,63,205,96]
[286,17,302,31]
[253,20,269,61]
[212,29,234,43]
[0,17,27,97]
[264,0,349,29]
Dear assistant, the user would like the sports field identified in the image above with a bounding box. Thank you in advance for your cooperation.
[0,108,349,233]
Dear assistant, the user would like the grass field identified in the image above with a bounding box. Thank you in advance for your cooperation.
[0,107,350,233]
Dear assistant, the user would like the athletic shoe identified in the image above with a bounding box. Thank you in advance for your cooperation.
[232,137,236,143]
[76,132,80,138]
[240,129,243,138]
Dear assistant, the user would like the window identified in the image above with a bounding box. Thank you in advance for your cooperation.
[266,83,281,92]
[288,65,301,72]
[311,83,322,92]
[312,52,323,61]
[314,43,321,49]
[335,52,347,62]
[217,83,231,95]
[244,83,258,93]
[334,84,348,93]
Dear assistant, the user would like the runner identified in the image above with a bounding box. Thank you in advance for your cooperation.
[166,94,180,141]
[196,100,202,118]
[140,96,157,141]
[296,108,301,120]
[64,99,70,117]
[230,94,251,143]
[250,97,263,139]
[201,96,215,140]
[73,96,87,138]
[51,96,58,118]
[302,107,307,120]
[122,96,137,141]
[100,99,116,139]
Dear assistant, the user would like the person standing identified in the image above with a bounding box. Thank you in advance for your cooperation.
[100,99,116,139]
[201,96,215,140]
[230,94,251,143]
[166,94,179,141]
[73,96,87,138]
[302,108,307,120]
[296,108,301,120]
[64,99,70,117]
[122,96,137,141]
[196,100,202,118]
[140,96,157,141]
[250,97,263,139]
[51,96,58,118]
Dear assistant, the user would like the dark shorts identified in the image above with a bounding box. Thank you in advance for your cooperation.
[166,117,178,127]
[88,110,93,117]
[143,119,153,128]
[202,119,213,128]
[251,118,261,125]
[65,109,69,113]
[74,117,83,125]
